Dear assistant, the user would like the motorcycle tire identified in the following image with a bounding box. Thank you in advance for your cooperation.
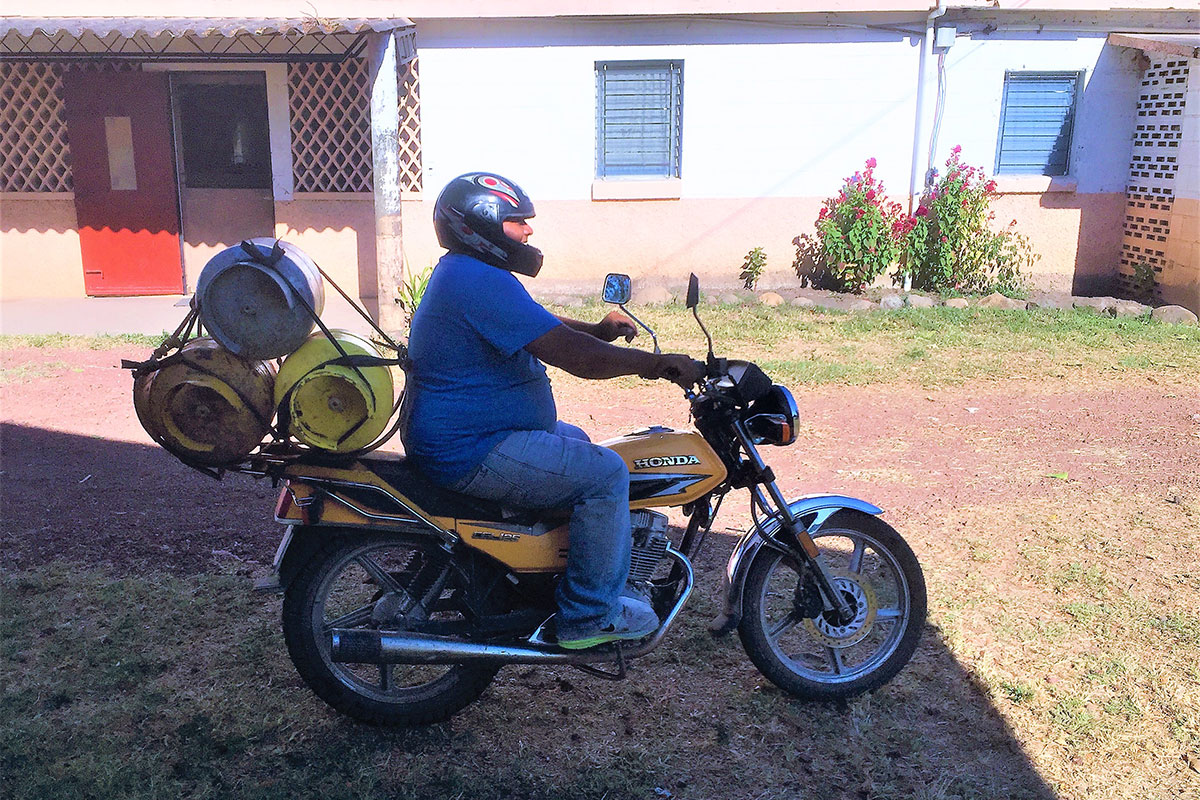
[282,531,500,726]
[738,510,926,700]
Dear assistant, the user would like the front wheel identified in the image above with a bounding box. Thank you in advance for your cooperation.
[738,510,926,700]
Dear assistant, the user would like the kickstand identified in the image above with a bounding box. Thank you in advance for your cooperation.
[571,644,627,681]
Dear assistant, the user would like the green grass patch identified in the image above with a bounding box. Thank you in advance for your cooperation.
[1049,696,1098,738]
[0,359,76,384]
[0,332,166,350]
[1150,610,1200,647]
[1000,680,1035,704]
[4,556,1076,800]
[544,302,1200,386]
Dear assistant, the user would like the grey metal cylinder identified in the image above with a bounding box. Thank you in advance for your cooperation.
[195,238,325,360]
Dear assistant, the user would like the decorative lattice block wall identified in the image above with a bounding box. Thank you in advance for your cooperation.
[1118,58,1189,300]
[288,59,373,192]
[1,62,72,192]
[397,57,422,193]
[287,57,422,193]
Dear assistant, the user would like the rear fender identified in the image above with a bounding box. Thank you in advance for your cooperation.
[258,524,442,594]
[274,525,325,591]
[708,494,883,636]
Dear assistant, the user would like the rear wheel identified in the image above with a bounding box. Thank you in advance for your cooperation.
[738,511,926,700]
[282,532,499,726]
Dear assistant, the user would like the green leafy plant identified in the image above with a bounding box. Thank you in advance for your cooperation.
[740,246,768,290]
[904,146,1036,295]
[397,265,432,329]
[1129,260,1157,304]
[793,158,908,294]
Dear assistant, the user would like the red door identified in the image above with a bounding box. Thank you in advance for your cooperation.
[62,69,183,296]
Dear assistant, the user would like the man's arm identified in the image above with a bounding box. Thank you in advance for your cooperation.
[526,324,702,387]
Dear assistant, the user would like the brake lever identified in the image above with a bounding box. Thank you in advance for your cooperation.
[706,355,727,379]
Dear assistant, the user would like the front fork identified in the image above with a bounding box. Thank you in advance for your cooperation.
[732,423,857,626]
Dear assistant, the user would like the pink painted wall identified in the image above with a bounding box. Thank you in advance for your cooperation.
[399,193,1116,295]
[0,197,86,300]
[274,195,378,300]
[1162,196,1200,312]
[0,190,1128,300]
[992,192,1128,295]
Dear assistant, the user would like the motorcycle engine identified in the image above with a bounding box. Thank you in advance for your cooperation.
[628,509,671,583]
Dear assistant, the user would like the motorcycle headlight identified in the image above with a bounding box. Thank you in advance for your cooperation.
[743,385,800,446]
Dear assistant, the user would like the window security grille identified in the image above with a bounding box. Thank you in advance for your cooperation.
[995,71,1081,176]
[287,57,422,193]
[1,62,72,192]
[595,61,683,179]
[1118,58,1190,300]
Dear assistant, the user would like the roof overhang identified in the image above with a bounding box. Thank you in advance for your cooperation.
[1108,32,1200,58]
[0,16,415,62]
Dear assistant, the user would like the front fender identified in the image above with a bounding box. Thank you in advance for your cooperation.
[708,494,883,636]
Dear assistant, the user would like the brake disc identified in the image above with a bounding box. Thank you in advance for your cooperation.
[802,568,878,647]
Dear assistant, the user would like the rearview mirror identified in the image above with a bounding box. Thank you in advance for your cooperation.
[603,273,631,305]
[686,273,700,309]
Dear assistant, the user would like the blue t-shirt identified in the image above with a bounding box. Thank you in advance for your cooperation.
[405,253,562,486]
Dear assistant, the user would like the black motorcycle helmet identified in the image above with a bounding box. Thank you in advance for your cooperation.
[433,172,543,277]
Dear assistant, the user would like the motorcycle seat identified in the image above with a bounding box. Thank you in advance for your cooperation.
[357,452,540,525]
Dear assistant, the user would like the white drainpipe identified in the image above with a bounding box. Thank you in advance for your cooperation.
[904,0,948,290]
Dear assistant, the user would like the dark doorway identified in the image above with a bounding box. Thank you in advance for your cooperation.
[170,71,277,289]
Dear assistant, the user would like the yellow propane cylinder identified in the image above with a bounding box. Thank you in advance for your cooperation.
[275,330,395,453]
[133,337,276,466]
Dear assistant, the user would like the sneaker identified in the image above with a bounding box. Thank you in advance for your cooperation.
[557,597,660,650]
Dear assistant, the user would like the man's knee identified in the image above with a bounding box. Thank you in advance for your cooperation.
[590,446,629,495]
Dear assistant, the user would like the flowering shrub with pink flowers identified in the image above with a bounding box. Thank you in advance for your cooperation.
[792,158,909,294]
[904,147,1035,294]
[792,149,1036,297]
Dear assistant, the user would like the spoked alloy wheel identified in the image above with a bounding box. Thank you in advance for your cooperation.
[282,532,499,726]
[738,510,926,700]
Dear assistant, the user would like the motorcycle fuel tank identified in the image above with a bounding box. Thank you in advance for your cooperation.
[602,427,727,509]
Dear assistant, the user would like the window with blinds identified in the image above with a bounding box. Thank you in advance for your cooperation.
[595,60,683,179]
[995,71,1082,176]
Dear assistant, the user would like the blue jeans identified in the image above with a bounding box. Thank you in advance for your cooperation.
[450,422,631,638]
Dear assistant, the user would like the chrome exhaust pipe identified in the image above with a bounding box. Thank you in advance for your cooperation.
[330,547,694,666]
[331,628,592,665]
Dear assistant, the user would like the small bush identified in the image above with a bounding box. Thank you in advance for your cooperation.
[740,246,768,290]
[793,158,909,294]
[397,265,432,330]
[904,147,1036,295]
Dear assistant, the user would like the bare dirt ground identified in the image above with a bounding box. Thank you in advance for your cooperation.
[4,345,1193,577]
[2,344,1199,799]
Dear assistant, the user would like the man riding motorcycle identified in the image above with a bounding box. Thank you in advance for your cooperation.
[405,172,704,650]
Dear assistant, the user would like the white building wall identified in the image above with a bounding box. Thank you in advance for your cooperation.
[933,35,1141,193]
[416,18,923,201]
[412,19,1144,292]
[419,20,1146,201]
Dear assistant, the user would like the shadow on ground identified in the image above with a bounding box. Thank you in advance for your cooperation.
[0,423,1059,799]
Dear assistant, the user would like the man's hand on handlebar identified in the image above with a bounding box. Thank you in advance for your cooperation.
[594,310,638,343]
[641,354,706,389]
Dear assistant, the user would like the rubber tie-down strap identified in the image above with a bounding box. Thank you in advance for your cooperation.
[238,238,285,268]
[122,307,202,375]
[274,353,409,446]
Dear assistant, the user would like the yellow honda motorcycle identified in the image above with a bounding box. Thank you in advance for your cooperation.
[237,274,927,726]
